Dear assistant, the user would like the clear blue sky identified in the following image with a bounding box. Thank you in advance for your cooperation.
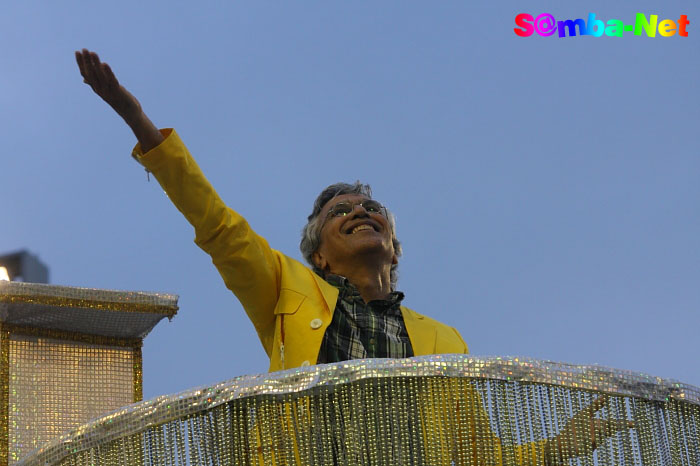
[2,1,698,400]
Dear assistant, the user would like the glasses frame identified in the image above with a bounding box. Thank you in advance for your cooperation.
[321,199,388,229]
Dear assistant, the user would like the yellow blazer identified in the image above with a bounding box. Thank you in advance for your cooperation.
[134,129,468,372]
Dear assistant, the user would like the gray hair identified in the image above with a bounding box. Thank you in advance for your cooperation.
[300,182,402,290]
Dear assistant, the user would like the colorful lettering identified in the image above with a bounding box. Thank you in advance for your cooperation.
[558,18,587,37]
[514,12,689,39]
[634,13,658,37]
[514,13,534,37]
[658,20,677,37]
[678,15,689,36]
[605,20,624,37]
[585,13,605,37]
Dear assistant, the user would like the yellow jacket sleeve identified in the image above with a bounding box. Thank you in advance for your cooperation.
[133,129,281,356]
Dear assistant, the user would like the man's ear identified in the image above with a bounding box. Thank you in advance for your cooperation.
[312,251,327,270]
[392,253,398,266]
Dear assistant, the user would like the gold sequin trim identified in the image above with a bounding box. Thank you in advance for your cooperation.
[133,346,143,403]
[1,324,141,348]
[0,295,177,316]
[0,325,10,466]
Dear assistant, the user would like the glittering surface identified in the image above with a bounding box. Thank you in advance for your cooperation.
[0,326,10,466]
[2,324,140,348]
[17,355,700,466]
[133,345,143,403]
[0,282,176,466]
[8,335,135,464]
[0,281,178,339]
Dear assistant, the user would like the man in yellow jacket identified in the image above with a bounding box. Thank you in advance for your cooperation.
[75,49,468,374]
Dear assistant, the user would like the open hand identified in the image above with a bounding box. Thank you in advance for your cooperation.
[544,395,634,464]
[75,49,163,153]
[75,49,142,122]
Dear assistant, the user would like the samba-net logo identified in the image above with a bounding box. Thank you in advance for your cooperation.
[515,13,689,38]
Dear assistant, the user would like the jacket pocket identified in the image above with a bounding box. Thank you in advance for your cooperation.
[273,288,306,315]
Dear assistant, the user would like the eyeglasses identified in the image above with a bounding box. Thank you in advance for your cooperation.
[324,199,387,221]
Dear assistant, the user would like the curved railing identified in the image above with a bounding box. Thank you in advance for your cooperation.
[18,355,700,465]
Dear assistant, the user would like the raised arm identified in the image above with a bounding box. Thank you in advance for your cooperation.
[75,49,282,356]
[75,49,163,153]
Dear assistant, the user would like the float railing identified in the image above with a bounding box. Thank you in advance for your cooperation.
[17,355,700,466]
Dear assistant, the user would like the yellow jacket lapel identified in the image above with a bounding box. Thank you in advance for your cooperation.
[401,306,437,356]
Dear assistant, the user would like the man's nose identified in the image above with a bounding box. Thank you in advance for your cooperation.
[350,204,370,217]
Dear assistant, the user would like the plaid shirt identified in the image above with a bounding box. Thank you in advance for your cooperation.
[316,274,414,364]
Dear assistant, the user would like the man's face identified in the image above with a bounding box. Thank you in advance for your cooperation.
[313,194,397,272]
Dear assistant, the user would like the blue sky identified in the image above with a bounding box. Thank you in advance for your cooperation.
[2,0,699,400]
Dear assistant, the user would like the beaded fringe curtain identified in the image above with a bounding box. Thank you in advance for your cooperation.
[18,355,700,466]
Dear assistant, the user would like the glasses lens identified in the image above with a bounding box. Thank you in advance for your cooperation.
[330,202,353,217]
[362,200,383,213]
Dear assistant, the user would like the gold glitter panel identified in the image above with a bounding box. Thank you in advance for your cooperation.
[16,355,700,466]
[0,282,177,466]
[8,335,135,464]
[2,324,141,349]
[133,345,143,403]
[0,326,10,466]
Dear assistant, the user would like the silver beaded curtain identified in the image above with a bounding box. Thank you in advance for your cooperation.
[17,355,700,466]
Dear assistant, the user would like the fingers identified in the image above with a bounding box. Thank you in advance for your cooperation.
[601,419,635,433]
[76,49,97,88]
[569,395,609,429]
[75,50,88,81]
[86,50,105,89]
[75,49,109,91]
[589,418,634,450]
[587,394,609,413]
[585,396,634,433]
[101,62,120,89]
[556,397,635,459]
[569,397,632,452]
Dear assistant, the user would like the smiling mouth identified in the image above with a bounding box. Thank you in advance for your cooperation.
[349,224,377,234]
